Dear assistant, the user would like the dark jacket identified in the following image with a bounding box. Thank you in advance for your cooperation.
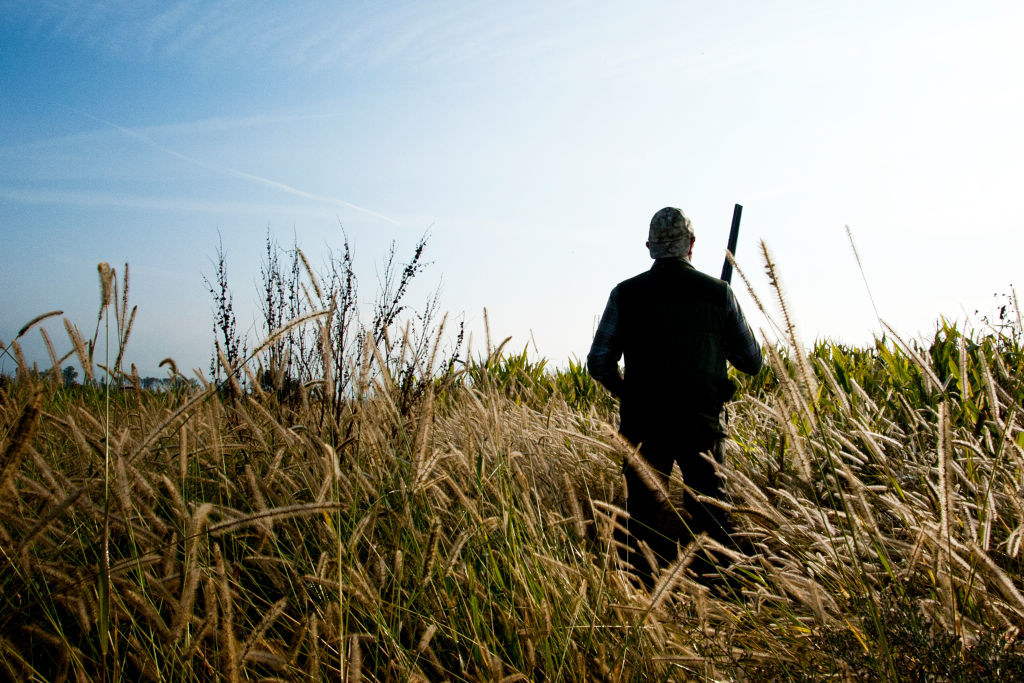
[587,258,761,441]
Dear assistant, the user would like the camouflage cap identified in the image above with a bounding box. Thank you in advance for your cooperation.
[648,207,693,259]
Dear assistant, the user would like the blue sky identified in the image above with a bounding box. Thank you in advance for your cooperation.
[2,1,1023,376]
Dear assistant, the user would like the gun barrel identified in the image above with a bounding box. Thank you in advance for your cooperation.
[720,203,743,284]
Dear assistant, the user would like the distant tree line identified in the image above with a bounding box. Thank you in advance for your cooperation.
[53,364,198,391]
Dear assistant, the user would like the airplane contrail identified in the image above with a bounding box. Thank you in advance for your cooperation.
[63,105,400,225]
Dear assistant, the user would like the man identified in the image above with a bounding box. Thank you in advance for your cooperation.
[587,206,762,586]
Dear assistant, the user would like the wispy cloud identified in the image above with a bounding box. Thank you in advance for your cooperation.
[60,106,399,224]
[0,109,345,154]
[4,1,579,75]
[220,168,398,224]
[0,185,331,216]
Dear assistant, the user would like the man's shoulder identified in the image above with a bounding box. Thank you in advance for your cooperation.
[614,261,729,299]
[687,268,732,298]
[613,269,654,291]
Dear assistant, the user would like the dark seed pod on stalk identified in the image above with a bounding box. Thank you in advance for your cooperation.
[0,385,43,491]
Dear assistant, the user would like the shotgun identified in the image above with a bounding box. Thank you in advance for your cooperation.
[719,203,742,284]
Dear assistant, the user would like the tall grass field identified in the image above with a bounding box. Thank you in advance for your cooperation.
[3,243,1024,681]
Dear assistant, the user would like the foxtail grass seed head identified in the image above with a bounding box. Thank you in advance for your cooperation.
[416,624,437,655]
[0,386,43,491]
[97,262,114,308]
[15,310,63,340]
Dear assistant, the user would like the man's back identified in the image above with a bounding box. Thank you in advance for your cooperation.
[589,257,760,441]
[618,259,732,390]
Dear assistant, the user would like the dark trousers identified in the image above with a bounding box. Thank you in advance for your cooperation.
[618,424,734,586]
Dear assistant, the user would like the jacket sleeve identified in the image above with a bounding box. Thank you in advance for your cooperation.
[587,287,626,397]
[723,286,762,375]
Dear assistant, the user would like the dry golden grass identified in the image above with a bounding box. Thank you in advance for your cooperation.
[3,257,1024,680]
